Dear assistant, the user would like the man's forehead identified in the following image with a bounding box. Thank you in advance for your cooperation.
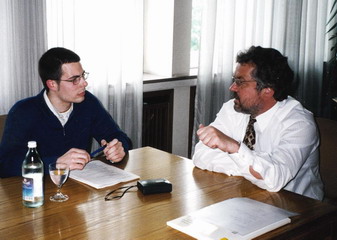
[234,63,255,76]
[61,62,83,76]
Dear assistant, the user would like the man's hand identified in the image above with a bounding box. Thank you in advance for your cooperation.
[56,148,90,170]
[198,124,263,179]
[249,166,263,179]
[197,124,240,154]
[101,139,125,163]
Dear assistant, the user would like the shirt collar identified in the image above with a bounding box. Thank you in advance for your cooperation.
[43,90,73,126]
[255,101,282,131]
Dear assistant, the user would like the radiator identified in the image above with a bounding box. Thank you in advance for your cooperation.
[142,90,173,152]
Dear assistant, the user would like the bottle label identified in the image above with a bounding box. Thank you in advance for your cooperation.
[22,173,43,201]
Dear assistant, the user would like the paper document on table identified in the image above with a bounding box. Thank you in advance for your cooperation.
[69,160,139,189]
[167,197,297,240]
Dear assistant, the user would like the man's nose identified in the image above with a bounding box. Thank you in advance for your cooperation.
[229,82,237,92]
[81,78,88,87]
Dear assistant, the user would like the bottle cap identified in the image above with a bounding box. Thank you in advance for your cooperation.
[28,141,37,148]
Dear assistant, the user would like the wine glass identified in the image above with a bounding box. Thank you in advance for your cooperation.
[49,163,70,202]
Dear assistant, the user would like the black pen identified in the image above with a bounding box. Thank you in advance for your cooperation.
[90,145,107,158]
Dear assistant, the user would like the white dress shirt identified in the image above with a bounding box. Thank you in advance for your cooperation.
[193,97,324,200]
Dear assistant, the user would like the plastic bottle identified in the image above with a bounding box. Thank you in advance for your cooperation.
[22,141,44,207]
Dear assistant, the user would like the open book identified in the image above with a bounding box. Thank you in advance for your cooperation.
[69,160,139,189]
[167,197,297,240]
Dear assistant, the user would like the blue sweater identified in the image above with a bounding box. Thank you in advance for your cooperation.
[0,90,132,177]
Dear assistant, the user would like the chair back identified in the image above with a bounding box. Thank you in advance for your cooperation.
[316,117,337,204]
[0,115,7,142]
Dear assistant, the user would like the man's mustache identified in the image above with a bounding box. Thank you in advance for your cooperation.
[232,92,239,99]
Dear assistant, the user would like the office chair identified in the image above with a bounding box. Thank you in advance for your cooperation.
[0,115,7,142]
[316,117,337,205]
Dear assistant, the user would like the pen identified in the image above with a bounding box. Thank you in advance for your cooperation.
[90,145,107,158]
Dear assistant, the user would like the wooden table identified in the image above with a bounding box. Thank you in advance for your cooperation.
[1,147,336,239]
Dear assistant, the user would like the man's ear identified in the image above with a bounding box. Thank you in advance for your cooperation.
[262,87,274,97]
[46,79,57,91]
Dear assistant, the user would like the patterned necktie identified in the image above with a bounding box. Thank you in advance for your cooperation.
[243,116,256,150]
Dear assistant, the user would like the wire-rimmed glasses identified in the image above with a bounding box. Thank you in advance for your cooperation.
[57,71,89,85]
[231,77,256,87]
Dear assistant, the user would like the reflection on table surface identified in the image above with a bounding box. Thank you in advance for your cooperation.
[0,146,336,239]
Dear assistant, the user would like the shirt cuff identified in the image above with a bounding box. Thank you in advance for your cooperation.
[228,143,254,174]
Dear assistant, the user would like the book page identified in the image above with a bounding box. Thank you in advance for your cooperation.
[167,197,297,240]
[69,160,139,189]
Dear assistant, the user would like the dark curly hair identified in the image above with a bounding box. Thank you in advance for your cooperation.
[236,46,294,101]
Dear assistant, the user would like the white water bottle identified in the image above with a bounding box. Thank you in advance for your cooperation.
[22,141,44,207]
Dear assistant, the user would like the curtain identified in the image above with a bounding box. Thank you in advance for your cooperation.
[193,0,328,150]
[46,0,143,148]
[0,0,46,114]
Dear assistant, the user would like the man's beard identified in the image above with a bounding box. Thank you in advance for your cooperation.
[233,92,260,116]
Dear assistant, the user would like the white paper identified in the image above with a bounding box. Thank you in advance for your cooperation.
[69,160,139,189]
[167,197,297,240]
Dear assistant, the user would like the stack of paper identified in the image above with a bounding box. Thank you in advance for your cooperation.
[69,160,139,189]
[167,197,297,240]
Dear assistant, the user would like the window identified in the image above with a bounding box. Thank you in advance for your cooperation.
[190,0,202,71]
[47,0,197,80]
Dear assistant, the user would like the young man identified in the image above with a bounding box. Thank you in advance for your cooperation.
[193,46,323,200]
[0,47,132,177]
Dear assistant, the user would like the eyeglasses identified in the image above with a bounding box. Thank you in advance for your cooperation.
[104,185,137,201]
[232,77,256,87]
[58,71,89,85]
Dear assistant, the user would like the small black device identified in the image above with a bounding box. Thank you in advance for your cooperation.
[137,178,172,195]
